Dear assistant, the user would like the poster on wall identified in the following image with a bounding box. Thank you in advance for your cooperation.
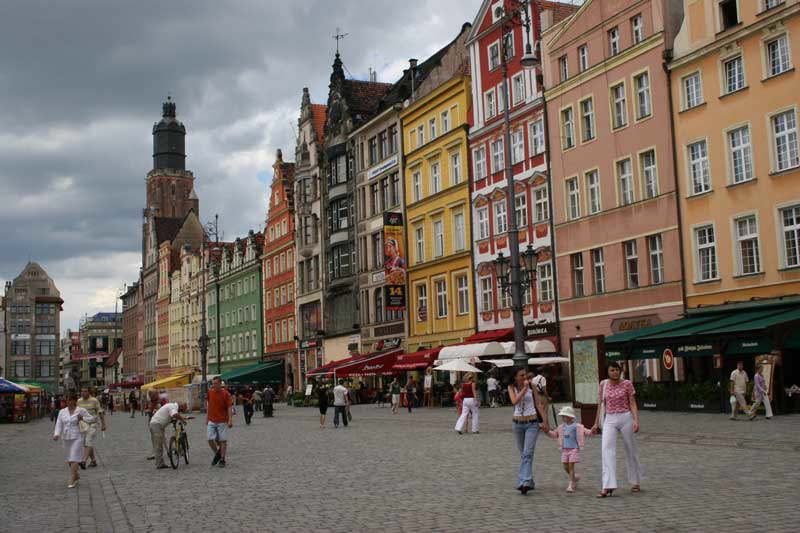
[571,338,600,405]
[383,212,406,311]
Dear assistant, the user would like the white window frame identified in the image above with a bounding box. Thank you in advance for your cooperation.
[694,224,719,282]
[585,169,601,214]
[456,274,469,315]
[494,199,508,234]
[497,277,511,309]
[580,96,595,142]
[491,138,505,173]
[561,106,575,149]
[723,54,745,94]
[433,219,444,258]
[611,82,628,129]
[515,192,528,228]
[617,158,634,206]
[766,34,791,78]
[453,211,466,251]
[566,177,581,220]
[571,253,585,297]
[485,88,497,119]
[429,117,437,140]
[771,109,799,172]
[734,214,761,275]
[632,14,644,44]
[609,26,620,56]
[592,248,605,293]
[450,151,461,184]
[511,72,526,104]
[780,204,800,268]
[578,44,589,72]
[647,234,664,285]
[634,71,651,120]
[441,110,450,133]
[415,226,425,263]
[412,171,422,202]
[639,149,659,198]
[537,262,553,302]
[479,276,493,312]
[511,129,525,163]
[534,185,549,222]
[624,240,639,288]
[430,161,441,194]
[477,206,490,239]
[529,120,545,155]
[435,278,448,318]
[687,139,711,195]
[683,71,704,109]
[488,40,501,70]
[416,283,428,321]
[473,147,487,180]
[559,55,569,82]
[727,125,754,184]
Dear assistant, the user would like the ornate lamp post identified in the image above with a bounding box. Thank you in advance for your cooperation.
[492,0,540,368]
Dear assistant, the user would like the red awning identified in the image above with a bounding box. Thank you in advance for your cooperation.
[464,328,514,343]
[104,348,122,368]
[392,347,441,370]
[334,350,403,377]
[306,355,361,377]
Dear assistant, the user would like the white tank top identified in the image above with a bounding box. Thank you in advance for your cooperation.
[512,386,537,417]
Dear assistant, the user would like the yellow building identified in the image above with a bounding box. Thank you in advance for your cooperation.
[402,25,475,352]
[669,0,800,307]
[168,246,203,375]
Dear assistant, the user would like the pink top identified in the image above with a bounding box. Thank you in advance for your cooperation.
[601,379,635,414]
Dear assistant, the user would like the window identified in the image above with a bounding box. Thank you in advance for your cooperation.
[534,186,549,222]
[559,55,569,82]
[648,234,664,284]
[372,232,383,269]
[435,279,448,318]
[723,55,745,93]
[781,205,800,267]
[430,162,441,194]
[695,225,718,281]
[529,120,545,155]
[497,83,506,112]
[429,118,437,140]
[561,107,575,149]
[417,125,424,147]
[592,248,605,293]
[586,170,601,214]
[330,198,349,230]
[489,41,500,70]
[735,216,761,275]
[485,90,497,118]
[473,148,487,180]
[609,27,620,56]
[412,171,422,202]
[457,275,469,314]
[640,150,658,198]
[632,14,644,44]
[580,98,595,141]
[381,177,389,210]
[390,172,400,206]
[494,200,508,234]
[617,158,634,205]
[434,220,444,257]
[684,72,703,109]
[772,110,799,171]
[512,73,525,104]
[566,177,581,219]
[571,253,585,297]
[538,262,553,301]
[728,126,754,183]
[515,193,528,228]
[453,212,466,251]
[511,129,525,163]
[368,137,378,165]
[578,45,588,72]
[375,289,384,323]
[416,284,428,320]
[634,72,651,119]
[497,277,510,309]
[450,152,461,184]
[415,226,425,263]
[688,140,711,194]
[477,207,490,239]
[765,0,782,8]
[441,110,450,133]
[719,0,739,30]
[491,139,504,172]
[330,155,347,185]
[504,31,515,59]
[389,125,398,154]
[624,240,639,288]
[479,277,493,312]
[611,83,627,128]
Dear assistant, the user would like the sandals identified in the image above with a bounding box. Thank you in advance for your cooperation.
[631,485,641,493]
[566,484,575,493]
[596,489,615,498]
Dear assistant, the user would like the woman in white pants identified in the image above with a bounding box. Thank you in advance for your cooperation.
[53,394,95,488]
[748,364,773,419]
[591,361,642,498]
[455,373,479,434]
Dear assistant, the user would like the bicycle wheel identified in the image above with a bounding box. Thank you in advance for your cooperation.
[181,433,189,464]
[168,437,179,469]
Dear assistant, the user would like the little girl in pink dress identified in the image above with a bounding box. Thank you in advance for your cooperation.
[546,405,593,492]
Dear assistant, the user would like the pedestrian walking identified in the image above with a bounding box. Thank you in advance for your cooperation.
[748,364,773,420]
[333,380,349,428]
[454,373,480,435]
[508,368,548,494]
[317,384,329,428]
[252,388,263,413]
[405,377,416,413]
[240,386,254,425]
[423,368,433,408]
[77,387,105,469]
[50,395,59,422]
[487,374,499,407]
[285,384,294,406]
[206,377,233,467]
[545,406,592,493]
[591,361,643,498]
[149,401,189,469]
[390,378,400,414]
[129,390,138,418]
[729,361,750,420]
[53,393,95,488]
[263,385,275,418]
[107,394,114,415]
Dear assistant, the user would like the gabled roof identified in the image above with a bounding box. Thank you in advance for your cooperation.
[310,104,327,144]
[467,0,579,43]
[539,0,581,26]
[342,80,392,127]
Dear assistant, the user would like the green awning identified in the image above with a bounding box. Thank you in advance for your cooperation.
[604,316,711,345]
[703,307,800,335]
[639,308,787,340]
[220,361,283,385]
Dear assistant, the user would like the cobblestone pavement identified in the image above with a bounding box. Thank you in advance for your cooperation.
[1,404,799,533]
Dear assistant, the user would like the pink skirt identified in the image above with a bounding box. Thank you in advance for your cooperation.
[561,448,580,463]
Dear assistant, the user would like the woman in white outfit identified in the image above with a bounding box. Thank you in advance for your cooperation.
[748,364,773,420]
[454,373,479,434]
[591,361,642,498]
[53,393,95,488]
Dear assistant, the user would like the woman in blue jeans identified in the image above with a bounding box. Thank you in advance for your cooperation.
[508,367,549,494]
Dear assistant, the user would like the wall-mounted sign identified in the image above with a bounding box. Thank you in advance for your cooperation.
[367,155,398,180]
[371,271,386,284]
[662,348,674,370]
[384,212,406,311]
[525,323,557,338]
[10,334,30,340]
[299,340,319,349]
[610,315,661,334]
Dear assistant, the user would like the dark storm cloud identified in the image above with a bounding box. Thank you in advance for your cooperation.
[0,0,482,329]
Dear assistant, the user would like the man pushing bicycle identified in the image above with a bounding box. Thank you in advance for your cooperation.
[149,401,189,469]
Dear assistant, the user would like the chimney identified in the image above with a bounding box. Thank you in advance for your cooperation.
[409,58,419,99]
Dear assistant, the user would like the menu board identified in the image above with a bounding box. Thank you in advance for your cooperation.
[571,338,600,405]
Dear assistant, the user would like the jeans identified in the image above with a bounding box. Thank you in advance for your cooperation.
[243,403,253,424]
[333,405,348,427]
[512,421,539,487]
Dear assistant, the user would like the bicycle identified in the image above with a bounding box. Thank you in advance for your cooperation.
[167,416,194,469]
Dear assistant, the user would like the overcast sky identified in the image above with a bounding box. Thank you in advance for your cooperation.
[0,0,483,333]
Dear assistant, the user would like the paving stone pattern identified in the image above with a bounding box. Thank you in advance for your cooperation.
[1,405,799,532]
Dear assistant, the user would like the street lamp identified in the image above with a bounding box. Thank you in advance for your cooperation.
[492,0,539,368]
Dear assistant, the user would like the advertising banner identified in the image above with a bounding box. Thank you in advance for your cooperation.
[383,212,406,311]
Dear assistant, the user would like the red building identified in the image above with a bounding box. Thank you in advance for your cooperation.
[262,150,297,390]
[467,0,577,339]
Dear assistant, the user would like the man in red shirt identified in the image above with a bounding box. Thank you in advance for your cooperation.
[206,377,233,467]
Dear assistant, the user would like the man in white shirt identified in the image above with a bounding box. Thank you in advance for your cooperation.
[423,369,433,408]
[149,402,188,468]
[486,376,498,407]
[729,361,749,420]
[332,381,349,428]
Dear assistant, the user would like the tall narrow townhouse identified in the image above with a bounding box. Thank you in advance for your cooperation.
[402,24,476,353]
[467,0,578,347]
[293,89,327,385]
[542,0,685,403]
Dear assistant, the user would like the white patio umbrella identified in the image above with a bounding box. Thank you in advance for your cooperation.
[434,359,483,373]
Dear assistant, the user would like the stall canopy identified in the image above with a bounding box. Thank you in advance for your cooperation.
[500,340,557,355]
[334,350,402,377]
[439,342,506,361]
[0,379,26,393]
[141,372,193,391]
[463,328,513,343]
[483,356,569,368]
[306,356,359,378]
[220,361,283,385]
[14,382,44,393]
[434,359,482,373]
[392,347,441,370]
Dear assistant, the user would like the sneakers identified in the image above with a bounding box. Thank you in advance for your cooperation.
[212,451,221,466]
[218,459,226,468]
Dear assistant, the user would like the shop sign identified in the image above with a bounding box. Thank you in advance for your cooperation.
[299,340,318,349]
[383,337,401,349]
[10,334,30,340]
[726,338,772,355]
[371,271,385,283]
[662,348,674,370]
[362,363,385,372]
[610,315,661,334]
[676,343,715,357]
[525,322,557,338]
[367,155,398,179]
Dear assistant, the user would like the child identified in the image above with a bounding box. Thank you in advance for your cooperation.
[546,406,593,493]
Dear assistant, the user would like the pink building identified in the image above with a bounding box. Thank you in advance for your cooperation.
[541,0,684,403]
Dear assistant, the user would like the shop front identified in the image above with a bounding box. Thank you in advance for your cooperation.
[308,349,402,404]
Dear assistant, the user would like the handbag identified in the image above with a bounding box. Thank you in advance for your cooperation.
[78,419,90,433]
